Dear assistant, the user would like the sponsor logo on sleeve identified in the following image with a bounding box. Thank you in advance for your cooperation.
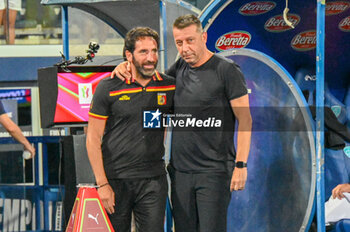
[239,1,276,15]
[264,14,301,32]
[325,1,350,15]
[339,16,350,32]
[215,31,251,51]
[291,30,316,51]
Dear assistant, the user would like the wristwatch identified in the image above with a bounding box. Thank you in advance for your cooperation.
[235,161,247,168]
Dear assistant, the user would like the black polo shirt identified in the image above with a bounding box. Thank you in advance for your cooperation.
[0,101,5,115]
[89,71,175,179]
[166,54,248,173]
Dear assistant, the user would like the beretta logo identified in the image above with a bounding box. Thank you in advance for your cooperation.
[291,30,316,51]
[239,1,276,16]
[325,1,350,15]
[215,31,251,51]
[339,16,350,32]
[264,14,301,32]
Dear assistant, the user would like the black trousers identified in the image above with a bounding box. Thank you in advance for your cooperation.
[108,175,168,232]
[168,165,232,232]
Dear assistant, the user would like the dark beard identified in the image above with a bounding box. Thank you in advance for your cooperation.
[133,57,157,79]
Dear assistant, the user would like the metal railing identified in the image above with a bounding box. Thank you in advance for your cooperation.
[0,136,62,231]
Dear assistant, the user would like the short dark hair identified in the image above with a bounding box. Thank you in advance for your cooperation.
[173,14,202,32]
[123,27,159,56]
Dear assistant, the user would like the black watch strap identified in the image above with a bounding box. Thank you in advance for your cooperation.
[235,161,247,168]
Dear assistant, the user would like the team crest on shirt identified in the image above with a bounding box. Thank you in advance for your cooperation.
[157,93,166,105]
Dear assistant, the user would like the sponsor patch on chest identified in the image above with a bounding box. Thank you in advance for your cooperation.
[119,95,130,101]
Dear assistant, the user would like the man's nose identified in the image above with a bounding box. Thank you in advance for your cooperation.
[147,52,157,62]
[182,41,190,52]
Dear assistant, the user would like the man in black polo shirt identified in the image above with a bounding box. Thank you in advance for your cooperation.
[86,27,175,232]
[0,100,35,158]
[167,15,252,232]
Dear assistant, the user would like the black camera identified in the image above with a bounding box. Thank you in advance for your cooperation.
[86,42,100,61]
[88,42,100,53]
[56,41,100,68]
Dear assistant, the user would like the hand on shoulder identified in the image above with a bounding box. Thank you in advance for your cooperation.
[111,61,131,80]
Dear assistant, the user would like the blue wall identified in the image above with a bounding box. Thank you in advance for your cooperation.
[0,57,60,82]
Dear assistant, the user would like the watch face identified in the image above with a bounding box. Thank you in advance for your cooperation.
[236,162,247,168]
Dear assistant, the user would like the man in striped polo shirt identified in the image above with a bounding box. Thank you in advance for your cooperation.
[86,27,175,232]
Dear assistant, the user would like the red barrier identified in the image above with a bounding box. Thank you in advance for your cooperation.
[66,187,114,232]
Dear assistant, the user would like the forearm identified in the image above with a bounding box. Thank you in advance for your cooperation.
[4,118,32,149]
[230,95,252,163]
[230,95,251,191]
[235,118,252,162]
[86,136,108,185]
[10,128,31,148]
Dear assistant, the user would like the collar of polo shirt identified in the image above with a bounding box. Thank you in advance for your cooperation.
[125,70,163,85]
